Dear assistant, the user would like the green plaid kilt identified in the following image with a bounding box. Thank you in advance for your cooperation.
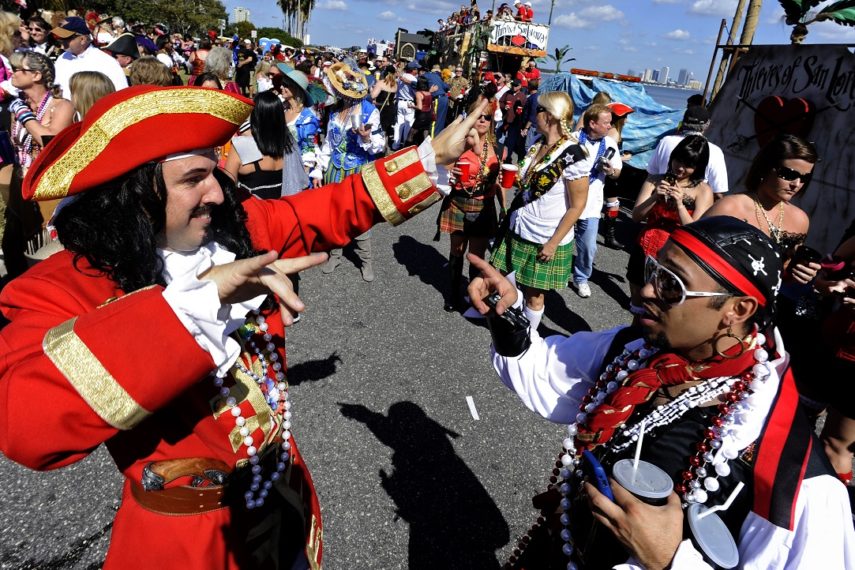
[491,232,574,290]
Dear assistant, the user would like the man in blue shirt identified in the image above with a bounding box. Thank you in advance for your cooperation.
[419,65,450,136]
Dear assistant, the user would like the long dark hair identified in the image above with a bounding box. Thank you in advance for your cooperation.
[54,164,257,293]
[668,134,709,185]
[251,91,293,158]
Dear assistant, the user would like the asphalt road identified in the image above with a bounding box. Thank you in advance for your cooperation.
[0,206,636,569]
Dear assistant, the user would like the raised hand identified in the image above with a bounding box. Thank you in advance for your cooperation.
[466,253,518,315]
[200,251,328,325]
[432,100,490,166]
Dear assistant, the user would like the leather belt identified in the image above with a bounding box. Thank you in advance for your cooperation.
[130,477,227,516]
[130,457,232,516]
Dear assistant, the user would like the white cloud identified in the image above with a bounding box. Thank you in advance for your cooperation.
[319,0,348,9]
[665,29,690,40]
[813,20,855,41]
[580,5,624,21]
[690,0,737,17]
[406,0,456,15]
[552,4,623,28]
[553,13,587,28]
[378,10,396,20]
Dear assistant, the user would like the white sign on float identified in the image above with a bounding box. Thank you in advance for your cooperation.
[488,22,549,51]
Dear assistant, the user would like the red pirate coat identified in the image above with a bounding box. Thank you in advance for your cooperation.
[0,147,439,569]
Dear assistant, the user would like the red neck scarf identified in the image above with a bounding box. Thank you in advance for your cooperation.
[576,344,757,449]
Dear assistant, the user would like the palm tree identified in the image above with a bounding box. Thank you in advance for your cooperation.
[538,45,575,74]
[778,0,855,43]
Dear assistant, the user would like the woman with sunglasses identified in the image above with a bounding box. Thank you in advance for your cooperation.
[271,69,322,192]
[704,134,822,414]
[2,51,73,278]
[437,102,503,311]
[704,134,817,278]
[627,134,713,312]
[22,16,58,60]
[491,91,591,331]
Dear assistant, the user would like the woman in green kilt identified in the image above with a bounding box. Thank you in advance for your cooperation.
[437,102,503,311]
[491,91,592,330]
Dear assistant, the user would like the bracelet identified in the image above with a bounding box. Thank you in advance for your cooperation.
[17,111,36,125]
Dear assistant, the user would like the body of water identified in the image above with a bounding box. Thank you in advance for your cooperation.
[642,84,702,110]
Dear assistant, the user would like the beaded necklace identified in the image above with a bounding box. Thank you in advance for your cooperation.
[464,140,491,194]
[518,135,569,189]
[552,334,774,564]
[13,92,53,171]
[213,310,292,509]
[752,196,785,244]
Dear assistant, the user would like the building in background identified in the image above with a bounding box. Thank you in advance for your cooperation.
[232,7,251,23]
[659,66,670,85]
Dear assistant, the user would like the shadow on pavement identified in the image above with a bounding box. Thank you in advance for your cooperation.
[589,267,631,310]
[286,353,342,386]
[543,290,592,334]
[338,401,509,569]
[392,235,447,297]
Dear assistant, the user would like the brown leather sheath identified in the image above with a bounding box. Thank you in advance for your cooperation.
[129,457,232,516]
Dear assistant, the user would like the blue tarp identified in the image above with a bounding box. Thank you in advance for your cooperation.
[539,73,684,169]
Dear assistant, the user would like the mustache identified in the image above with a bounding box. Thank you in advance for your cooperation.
[190,204,215,218]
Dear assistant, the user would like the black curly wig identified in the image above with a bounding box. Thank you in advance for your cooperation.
[53,164,258,293]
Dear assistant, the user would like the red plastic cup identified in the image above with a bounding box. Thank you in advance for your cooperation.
[457,160,471,180]
[500,164,518,188]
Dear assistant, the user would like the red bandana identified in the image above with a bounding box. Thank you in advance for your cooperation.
[576,346,757,448]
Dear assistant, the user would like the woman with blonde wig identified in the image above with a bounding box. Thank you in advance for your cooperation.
[490,91,592,330]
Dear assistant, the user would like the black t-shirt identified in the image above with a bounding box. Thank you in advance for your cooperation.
[236,48,257,80]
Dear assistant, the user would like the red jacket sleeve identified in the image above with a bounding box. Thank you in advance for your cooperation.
[0,264,215,471]
[243,146,440,256]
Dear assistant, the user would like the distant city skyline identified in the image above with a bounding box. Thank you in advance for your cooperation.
[223,0,855,82]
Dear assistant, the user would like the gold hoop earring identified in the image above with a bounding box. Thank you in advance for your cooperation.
[713,326,748,359]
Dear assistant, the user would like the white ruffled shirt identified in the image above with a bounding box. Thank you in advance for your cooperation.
[492,300,855,569]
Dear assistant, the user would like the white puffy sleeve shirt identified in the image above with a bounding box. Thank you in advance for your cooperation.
[492,321,855,568]
[509,140,593,246]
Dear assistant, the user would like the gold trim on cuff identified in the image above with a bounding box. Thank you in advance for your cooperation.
[43,318,151,430]
[408,190,441,217]
[361,161,406,226]
[384,147,420,175]
[396,171,433,202]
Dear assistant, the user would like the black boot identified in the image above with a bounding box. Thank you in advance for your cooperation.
[603,214,621,249]
[444,255,464,312]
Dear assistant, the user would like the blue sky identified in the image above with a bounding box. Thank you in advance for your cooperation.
[224,0,855,80]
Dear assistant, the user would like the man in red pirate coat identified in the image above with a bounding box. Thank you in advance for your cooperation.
[0,86,485,569]
[468,216,855,569]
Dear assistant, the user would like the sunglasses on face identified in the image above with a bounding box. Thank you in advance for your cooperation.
[773,165,812,184]
[28,27,45,32]
[536,105,546,114]
[477,114,491,121]
[12,67,34,73]
[644,256,731,306]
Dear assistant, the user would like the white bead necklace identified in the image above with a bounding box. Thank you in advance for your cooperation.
[212,311,293,509]
[555,333,774,564]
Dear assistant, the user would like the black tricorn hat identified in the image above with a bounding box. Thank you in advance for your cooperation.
[104,33,139,60]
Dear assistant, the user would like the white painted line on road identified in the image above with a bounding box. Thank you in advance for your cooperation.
[466,396,480,420]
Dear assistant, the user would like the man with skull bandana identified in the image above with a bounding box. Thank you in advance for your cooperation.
[468,216,855,569]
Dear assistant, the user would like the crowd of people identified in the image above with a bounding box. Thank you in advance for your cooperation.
[0,7,853,570]
[437,0,535,31]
